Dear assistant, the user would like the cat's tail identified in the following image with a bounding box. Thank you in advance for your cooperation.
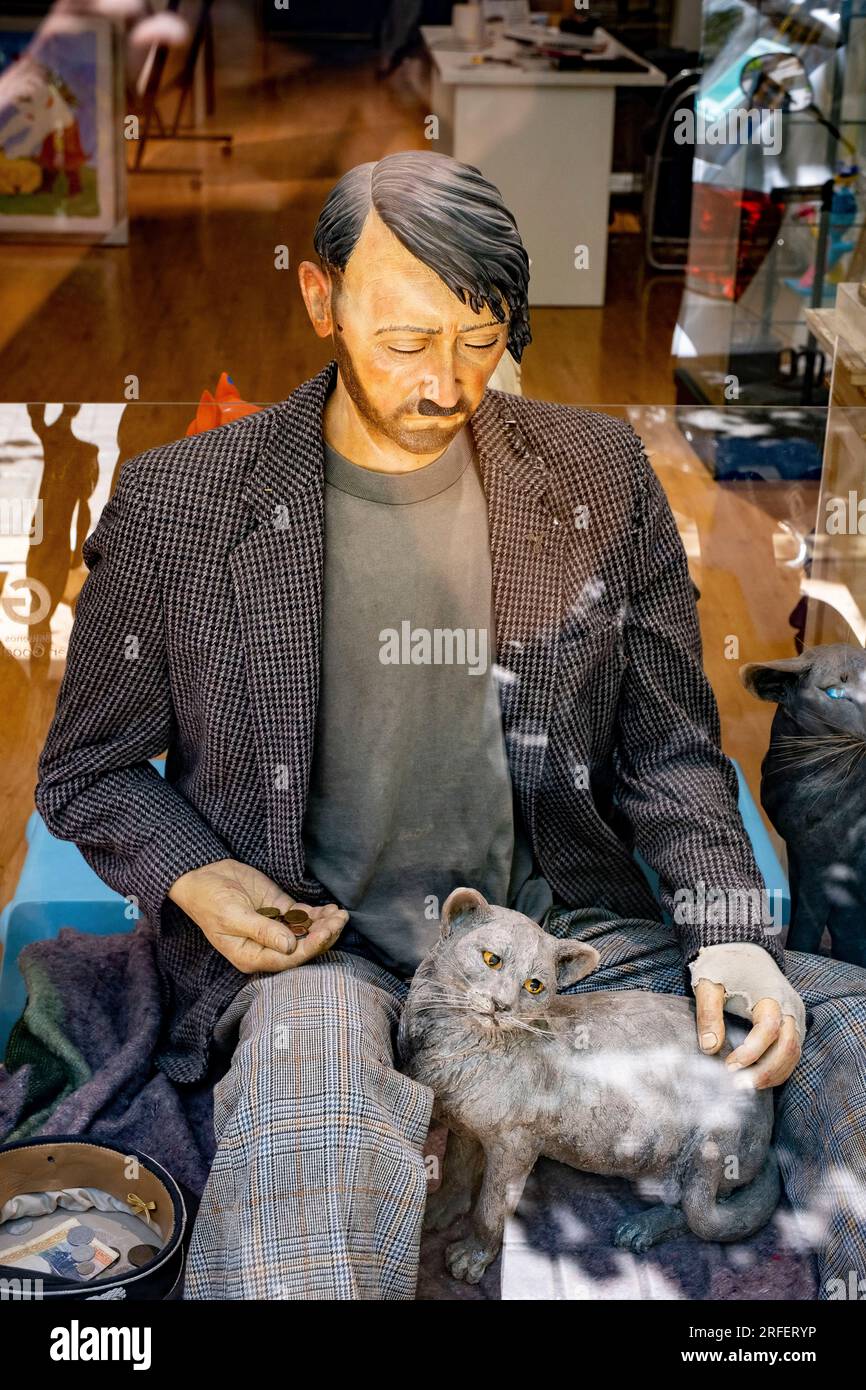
[680,1145,780,1243]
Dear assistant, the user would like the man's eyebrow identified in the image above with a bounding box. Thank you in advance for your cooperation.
[374,319,507,336]
[459,319,507,333]
[375,324,443,336]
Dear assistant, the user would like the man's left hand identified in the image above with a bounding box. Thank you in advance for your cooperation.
[690,943,805,1090]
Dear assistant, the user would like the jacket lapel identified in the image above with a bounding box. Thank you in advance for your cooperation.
[228,361,337,896]
[470,390,564,844]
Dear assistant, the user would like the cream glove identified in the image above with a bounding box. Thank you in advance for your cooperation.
[688,942,807,1046]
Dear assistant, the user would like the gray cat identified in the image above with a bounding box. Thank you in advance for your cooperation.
[398,888,779,1285]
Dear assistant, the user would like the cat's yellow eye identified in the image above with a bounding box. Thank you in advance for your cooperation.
[523,978,544,995]
[482,950,502,970]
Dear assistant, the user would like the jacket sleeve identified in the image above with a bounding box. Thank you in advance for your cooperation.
[611,436,785,969]
[34,465,230,929]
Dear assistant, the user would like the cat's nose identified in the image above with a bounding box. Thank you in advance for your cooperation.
[492,999,509,1013]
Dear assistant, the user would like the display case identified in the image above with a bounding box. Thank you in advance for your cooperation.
[673,0,866,424]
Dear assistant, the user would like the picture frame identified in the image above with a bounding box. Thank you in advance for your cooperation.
[0,13,127,244]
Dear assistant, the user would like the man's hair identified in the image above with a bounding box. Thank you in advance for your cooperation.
[312,151,531,362]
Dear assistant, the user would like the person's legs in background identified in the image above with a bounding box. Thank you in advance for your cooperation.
[184,950,433,1300]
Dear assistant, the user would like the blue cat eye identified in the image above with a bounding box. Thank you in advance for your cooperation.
[824,687,850,701]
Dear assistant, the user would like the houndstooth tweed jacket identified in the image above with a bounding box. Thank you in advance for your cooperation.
[35,361,781,1084]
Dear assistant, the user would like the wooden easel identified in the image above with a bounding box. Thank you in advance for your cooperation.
[131,0,233,175]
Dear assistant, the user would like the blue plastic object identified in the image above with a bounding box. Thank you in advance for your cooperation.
[635,762,790,934]
[0,760,789,1059]
[731,762,790,928]
[0,760,165,1057]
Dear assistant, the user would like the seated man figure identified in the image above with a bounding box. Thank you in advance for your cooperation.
[36,151,866,1300]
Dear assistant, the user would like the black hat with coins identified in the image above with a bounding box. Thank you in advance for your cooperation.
[0,1137,188,1300]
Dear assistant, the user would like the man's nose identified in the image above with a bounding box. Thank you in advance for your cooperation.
[420,353,461,410]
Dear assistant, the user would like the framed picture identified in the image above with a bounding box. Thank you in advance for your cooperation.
[0,13,127,243]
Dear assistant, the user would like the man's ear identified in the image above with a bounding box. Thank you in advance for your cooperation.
[440,887,489,938]
[739,651,814,704]
[297,260,336,339]
[555,940,600,990]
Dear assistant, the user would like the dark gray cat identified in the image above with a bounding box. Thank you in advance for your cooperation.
[399,887,778,1285]
[741,643,866,967]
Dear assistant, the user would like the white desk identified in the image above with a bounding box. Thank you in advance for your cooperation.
[421,26,665,307]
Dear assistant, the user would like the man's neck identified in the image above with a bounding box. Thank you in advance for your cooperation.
[322,374,453,475]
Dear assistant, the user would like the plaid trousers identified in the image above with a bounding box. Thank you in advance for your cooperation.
[184,921,866,1301]
[183,950,433,1300]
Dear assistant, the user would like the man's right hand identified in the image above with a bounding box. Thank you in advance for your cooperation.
[168,858,348,974]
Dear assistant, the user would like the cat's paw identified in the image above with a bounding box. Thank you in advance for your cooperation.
[613,1215,655,1254]
[424,1187,473,1232]
[445,1236,497,1284]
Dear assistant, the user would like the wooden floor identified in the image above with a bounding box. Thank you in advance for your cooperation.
[0,10,813,911]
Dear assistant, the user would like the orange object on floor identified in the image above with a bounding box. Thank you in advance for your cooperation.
[186,372,261,436]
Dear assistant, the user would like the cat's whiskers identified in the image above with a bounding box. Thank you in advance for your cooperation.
[412,986,473,1009]
[773,735,864,753]
[775,733,862,743]
[836,743,864,776]
[420,998,554,1038]
[769,750,843,763]
[766,734,866,784]
[413,1001,481,1015]
[502,1015,555,1040]
[416,957,558,1039]
[835,742,866,803]
[414,991,554,1039]
[442,958,476,993]
[789,736,866,810]
[773,734,866,751]
[768,751,849,774]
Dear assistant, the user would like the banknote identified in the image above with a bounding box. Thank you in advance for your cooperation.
[3,1217,119,1280]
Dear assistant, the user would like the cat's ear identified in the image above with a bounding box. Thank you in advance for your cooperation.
[555,940,600,989]
[740,652,814,704]
[440,887,489,937]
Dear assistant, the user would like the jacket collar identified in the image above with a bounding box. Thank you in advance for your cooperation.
[242,358,557,519]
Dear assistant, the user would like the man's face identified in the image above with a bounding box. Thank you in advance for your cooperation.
[325,209,510,454]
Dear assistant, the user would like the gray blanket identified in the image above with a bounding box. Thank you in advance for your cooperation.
[0,922,217,1200]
